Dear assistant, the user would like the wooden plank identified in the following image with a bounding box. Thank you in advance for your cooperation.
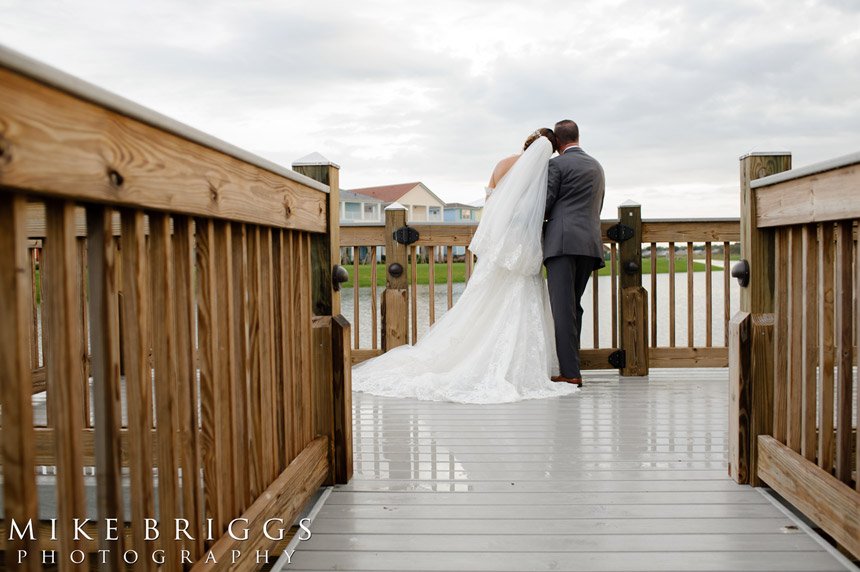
[149,212,181,566]
[610,244,617,347]
[86,205,125,568]
[728,311,751,483]
[592,268,600,348]
[272,229,290,473]
[119,209,156,569]
[755,162,860,227]
[428,246,436,326]
[371,247,378,349]
[301,234,315,448]
[647,347,728,368]
[668,242,675,347]
[260,228,277,485]
[76,237,91,428]
[800,224,818,462]
[353,252,360,348]
[773,228,789,444]
[289,232,305,458]
[579,349,617,370]
[650,243,657,348]
[190,437,329,571]
[173,215,203,557]
[834,220,854,484]
[641,220,740,242]
[687,241,694,346]
[723,242,731,346]
[787,226,803,452]
[229,223,250,511]
[757,434,860,558]
[620,287,648,376]
[413,223,479,247]
[28,246,39,370]
[447,245,454,310]
[410,245,418,343]
[353,348,383,365]
[246,226,264,498]
[0,192,40,571]
[313,316,335,485]
[705,243,712,347]
[856,220,860,493]
[44,199,87,570]
[331,315,354,484]
[382,289,409,351]
[340,224,386,247]
[0,67,328,231]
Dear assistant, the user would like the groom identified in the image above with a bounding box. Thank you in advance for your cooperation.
[543,120,605,387]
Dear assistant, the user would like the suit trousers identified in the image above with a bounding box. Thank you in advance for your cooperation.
[545,254,595,378]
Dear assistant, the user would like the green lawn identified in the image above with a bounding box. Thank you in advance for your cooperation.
[343,256,724,288]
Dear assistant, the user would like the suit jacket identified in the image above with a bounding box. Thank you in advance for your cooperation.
[543,147,606,268]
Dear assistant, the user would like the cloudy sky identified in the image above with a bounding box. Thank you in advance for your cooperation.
[1,0,858,216]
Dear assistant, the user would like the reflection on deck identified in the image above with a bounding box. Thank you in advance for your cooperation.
[290,369,853,572]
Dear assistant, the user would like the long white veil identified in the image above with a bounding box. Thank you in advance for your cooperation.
[468,136,552,276]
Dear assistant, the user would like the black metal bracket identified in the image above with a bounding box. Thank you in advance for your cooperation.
[606,223,634,243]
[393,226,419,245]
[608,349,626,369]
[332,264,349,292]
[731,259,750,287]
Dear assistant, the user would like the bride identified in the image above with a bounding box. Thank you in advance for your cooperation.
[351,129,579,403]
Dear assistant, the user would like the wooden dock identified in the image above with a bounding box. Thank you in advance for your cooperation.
[289,369,854,571]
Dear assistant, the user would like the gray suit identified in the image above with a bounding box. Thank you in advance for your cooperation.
[543,147,605,378]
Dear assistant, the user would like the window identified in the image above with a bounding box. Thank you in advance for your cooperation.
[344,202,361,220]
[429,206,441,220]
[460,209,472,220]
[364,204,377,220]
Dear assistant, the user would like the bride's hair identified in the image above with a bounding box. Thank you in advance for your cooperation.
[524,128,558,153]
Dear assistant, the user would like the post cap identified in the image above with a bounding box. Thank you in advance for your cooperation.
[292,151,340,169]
[738,151,791,161]
[385,202,408,211]
[620,200,641,207]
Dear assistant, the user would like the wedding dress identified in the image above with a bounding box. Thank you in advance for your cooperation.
[351,136,579,403]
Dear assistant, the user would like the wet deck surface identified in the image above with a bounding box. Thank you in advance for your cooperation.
[290,368,853,571]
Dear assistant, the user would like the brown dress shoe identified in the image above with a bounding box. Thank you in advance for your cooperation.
[552,375,583,387]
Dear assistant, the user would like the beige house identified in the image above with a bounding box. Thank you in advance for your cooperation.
[349,182,445,222]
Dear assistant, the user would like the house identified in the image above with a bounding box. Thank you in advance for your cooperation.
[340,189,384,223]
[349,182,445,222]
[443,201,483,223]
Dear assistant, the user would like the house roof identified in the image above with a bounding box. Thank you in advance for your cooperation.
[292,151,340,169]
[444,202,482,210]
[341,189,384,203]
[349,182,446,206]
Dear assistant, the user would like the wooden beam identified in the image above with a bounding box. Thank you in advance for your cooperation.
[755,162,860,227]
[0,67,327,232]
[352,348,383,365]
[728,311,751,484]
[647,347,728,368]
[190,437,329,571]
[331,315,353,484]
[641,220,740,243]
[0,193,41,571]
[757,435,860,558]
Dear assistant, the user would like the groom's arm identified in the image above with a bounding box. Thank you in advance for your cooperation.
[545,160,561,218]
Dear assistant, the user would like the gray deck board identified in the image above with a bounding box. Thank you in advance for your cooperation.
[290,368,853,572]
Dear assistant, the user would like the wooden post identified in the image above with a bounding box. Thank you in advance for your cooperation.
[618,201,648,376]
[293,154,352,485]
[733,152,792,485]
[382,203,409,350]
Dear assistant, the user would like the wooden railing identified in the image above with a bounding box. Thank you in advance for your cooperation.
[341,204,740,373]
[729,151,859,558]
[0,47,351,570]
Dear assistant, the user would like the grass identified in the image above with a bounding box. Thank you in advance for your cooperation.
[343,256,724,288]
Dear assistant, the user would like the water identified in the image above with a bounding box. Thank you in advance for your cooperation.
[342,270,741,350]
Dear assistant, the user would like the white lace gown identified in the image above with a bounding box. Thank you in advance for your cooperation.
[351,137,579,403]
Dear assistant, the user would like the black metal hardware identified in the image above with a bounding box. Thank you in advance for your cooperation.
[332,265,349,292]
[393,226,419,245]
[623,261,640,275]
[607,223,634,242]
[731,259,750,287]
[608,349,626,369]
[388,262,404,278]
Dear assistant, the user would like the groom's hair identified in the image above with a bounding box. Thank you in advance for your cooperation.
[554,120,579,145]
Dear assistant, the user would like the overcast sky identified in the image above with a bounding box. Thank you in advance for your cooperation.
[2,0,858,216]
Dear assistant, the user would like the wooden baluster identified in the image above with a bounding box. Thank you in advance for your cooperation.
[246,226,264,498]
[353,248,360,348]
[723,241,731,346]
[592,268,600,348]
[149,212,181,566]
[44,199,87,571]
[271,229,286,474]
[817,222,835,473]
[834,220,854,484]
[650,243,657,348]
[800,225,818,462]
[371,246,378,349]
[773,228,789,444]
[0,194,41,572]
[787,227,803,453]
[466,247,473,282]
[429,246,436,326]
[411,245,418,344]
[301,234,315,446]
[610,243,617,347]
[288,230,304,466]
[76,237,91,428]
[447,245,454,310]
[705,242,712,347]
[86,206,125,569]
[855,220,860,492]
[28,246,39,371]
[231,223,251,510]
[687,241,694,347]
[260,228,277,484]
[668,242,676,348]
[274,229,293,473]
[120,209,156,569]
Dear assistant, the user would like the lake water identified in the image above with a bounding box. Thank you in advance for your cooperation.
[342,271,741,350]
